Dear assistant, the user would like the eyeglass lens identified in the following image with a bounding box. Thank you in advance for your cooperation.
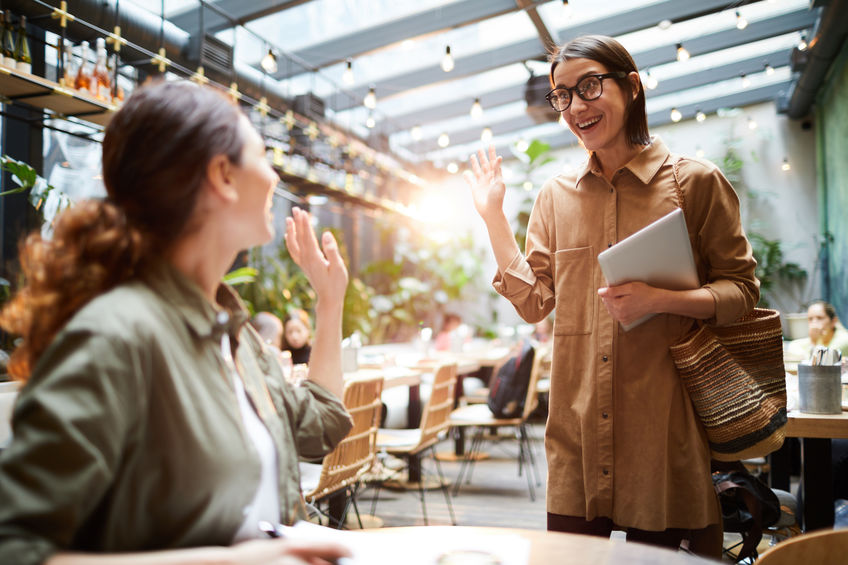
[549,76,604,112]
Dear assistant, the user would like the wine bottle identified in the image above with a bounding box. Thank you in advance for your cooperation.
[74,41,94,96]
[13,14,30,73]
[1,11,15,68]
[93,37,111,101]
[61,41,76,88]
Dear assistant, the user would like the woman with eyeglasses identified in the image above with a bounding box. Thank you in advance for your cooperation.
[465,35,758,556]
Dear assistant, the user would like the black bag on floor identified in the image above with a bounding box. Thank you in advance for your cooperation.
[713,468,781,562]
[487,340,534,418]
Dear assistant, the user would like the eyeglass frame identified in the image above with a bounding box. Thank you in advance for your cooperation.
[544,71,629,112]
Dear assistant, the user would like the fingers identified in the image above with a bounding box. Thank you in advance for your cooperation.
[284,217,301,261]
[462,170,475,188]
[469,154,482,179]
[321,231,346,273]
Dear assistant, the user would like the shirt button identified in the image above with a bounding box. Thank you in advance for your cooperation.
[607,242,613,248]
[609,188,614,193]
[603,468,609,476]
[602,412,609,419]
[602,355,609,362]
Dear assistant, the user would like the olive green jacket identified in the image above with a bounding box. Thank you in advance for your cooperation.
[0,261,352,565]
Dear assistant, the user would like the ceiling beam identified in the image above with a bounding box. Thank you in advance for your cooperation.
[270,0,549,80]
[516,0,558,53]
[170,0,315,37]
[386,47,792,139]
[333,0,744,112]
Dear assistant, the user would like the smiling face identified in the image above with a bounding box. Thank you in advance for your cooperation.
[284,316,311,349]
[552,57,639,162]
[229,116,280,248]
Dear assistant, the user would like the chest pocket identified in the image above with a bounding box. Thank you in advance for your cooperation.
[553,246,594,336]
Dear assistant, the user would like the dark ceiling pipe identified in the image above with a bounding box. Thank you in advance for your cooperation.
[782,0,848,119]
[7,0,292,111]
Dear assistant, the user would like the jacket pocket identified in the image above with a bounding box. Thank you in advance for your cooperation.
[553,246,594,335]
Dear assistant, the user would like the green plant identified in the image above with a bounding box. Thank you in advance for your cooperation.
[748,233,807,308]
[0,155,70,229]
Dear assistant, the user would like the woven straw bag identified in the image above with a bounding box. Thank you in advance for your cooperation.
[669,308,787,461]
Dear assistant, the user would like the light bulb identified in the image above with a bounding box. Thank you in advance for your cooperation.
[676,43,690,62]
[470,98,483,119]
[644,70,658,90]
[798,34,808,51]
[447,162,459,174]
[342,59,354,86]
[781,158,791,172]
[410,125,422,141]
[695,110,706,122]
[441,45,454,73]
[765,63,775,76]
[366,114,375,129]
[437,132,450,148]
[515,138,529,152]
[696,147,705,158]
[735,11,748,30]
[481,126,493,144]
[363,86,376,109]
[670,107,682,122]
[261,48,277,74]
[561,0,572,20]
[748,117,757,130]
[741,73,751,88]
[657,19,672,30]
[522,181,533,191]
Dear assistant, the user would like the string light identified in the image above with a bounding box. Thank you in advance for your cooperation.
[562,0,572,20]
[363,86,376,109]
[748,117,757,130]
[676,43,690,62]
[410,125,423,141]
[658,19,672,30]
[764,62,775,75]
[515,138,529,152]
[447,162,459,174]
[366,113,375,129]
[260,47,278,74]
[798,33,808,51]
[441,45,455,72]
[342,59,354,86]
[735,11,748,30]
[470,98,483,119]
[696,146,705,158]
[437,132,450,148]
[741,73,751,88]
[670,107,682,122]
[643,69,658,90]
[695,109,706,122]
[522,181,533,191]
[781,158,791,172]
[481,126,493,144]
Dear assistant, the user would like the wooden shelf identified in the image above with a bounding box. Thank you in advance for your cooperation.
[0,64,115,127]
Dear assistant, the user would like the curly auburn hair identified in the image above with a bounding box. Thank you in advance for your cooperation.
[0,81,246,380]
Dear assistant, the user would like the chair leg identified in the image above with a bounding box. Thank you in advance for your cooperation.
[463,428,486,485]
[417,462,429,526]
[348,483,364,530]
[518,425,536,501]
[523,423,542,487]
[430,446,457,526]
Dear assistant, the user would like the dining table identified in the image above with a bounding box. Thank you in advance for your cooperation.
[768,409,848,531]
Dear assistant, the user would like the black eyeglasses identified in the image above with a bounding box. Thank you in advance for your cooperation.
[545,72,628,112]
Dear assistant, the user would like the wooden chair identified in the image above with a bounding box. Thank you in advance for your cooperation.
[449,343,545,500]
[371,363,458,525]
[299,374,384,528]
[757,528,848,565]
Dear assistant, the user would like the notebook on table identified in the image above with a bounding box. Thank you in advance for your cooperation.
[597,207,699,331]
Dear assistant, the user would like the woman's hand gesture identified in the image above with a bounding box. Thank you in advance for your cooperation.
[464,145,506,224]
[284,207,349,307]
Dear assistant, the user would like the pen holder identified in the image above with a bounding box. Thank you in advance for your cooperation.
[798,364,842,415]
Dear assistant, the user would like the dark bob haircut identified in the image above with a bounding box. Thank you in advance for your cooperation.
[549,35,650,147]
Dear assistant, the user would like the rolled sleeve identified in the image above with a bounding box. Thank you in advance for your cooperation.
[288,380,352,459]
[678,158,759,325]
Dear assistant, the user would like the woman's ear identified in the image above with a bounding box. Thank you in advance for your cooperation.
[628,71,641,100]
[206,154,238,203]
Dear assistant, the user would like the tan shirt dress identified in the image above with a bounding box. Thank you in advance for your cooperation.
[493,137,759,531]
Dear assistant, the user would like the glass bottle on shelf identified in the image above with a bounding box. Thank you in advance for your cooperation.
[13,14,30,74]
[107,52,125,104]
[61,41,76,88]
[74,40,94,96]
[1,11,15,68]
[93,37,111,102]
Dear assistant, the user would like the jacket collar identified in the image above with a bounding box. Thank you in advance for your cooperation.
[576,136,669,186]
[142,260,249,341]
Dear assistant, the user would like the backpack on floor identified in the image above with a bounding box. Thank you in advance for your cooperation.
[487,340,535,418]
[713,467,781,562]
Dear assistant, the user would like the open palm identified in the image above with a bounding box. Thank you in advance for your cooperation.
[464,145,506,222]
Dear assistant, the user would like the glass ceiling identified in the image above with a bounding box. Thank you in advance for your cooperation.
[126,0,814,166]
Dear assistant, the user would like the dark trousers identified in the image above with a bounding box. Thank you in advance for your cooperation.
[547,512,689,550]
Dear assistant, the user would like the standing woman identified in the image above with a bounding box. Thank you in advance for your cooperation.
[0,81,353,564]
[465,35,759,553]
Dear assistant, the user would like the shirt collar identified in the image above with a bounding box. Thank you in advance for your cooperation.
[142,260,249,341]
[575,136,669,186]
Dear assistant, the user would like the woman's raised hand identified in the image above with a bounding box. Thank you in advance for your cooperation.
[464,145,506,223]
[284,207,349,307]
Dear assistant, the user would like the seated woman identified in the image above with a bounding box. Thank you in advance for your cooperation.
[786,300,848,360]
[0,81,352,564]
[283,308,313,365]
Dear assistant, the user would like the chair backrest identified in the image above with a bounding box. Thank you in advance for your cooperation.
[520,342,549,421]
[302,374,384,501]
[416,363,458,452]
[757,528,848,565]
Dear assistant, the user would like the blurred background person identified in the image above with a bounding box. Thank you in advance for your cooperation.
[786,300,848,360]
[283,308,313,365]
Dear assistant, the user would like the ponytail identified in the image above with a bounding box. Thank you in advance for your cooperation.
[0,199,147,381]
